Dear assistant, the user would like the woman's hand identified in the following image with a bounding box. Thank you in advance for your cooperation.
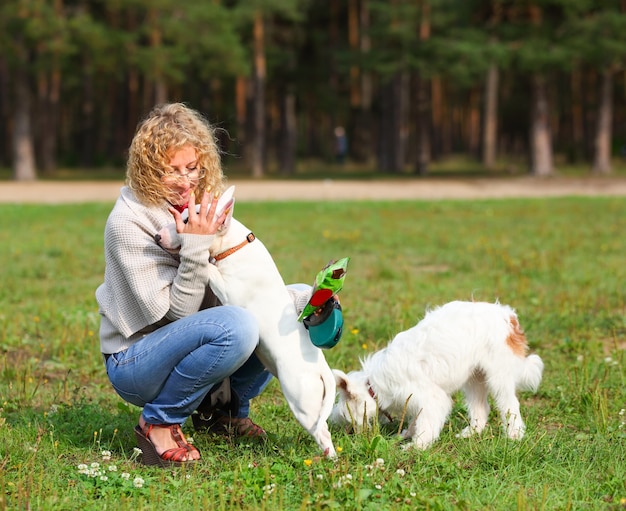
[169,190,227,236]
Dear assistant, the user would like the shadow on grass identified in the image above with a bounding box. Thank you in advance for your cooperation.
[6,399,140,456]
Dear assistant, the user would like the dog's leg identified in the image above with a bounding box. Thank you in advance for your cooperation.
[279,371,337,458]
[460,370,490,438]
[206,263,229,304]
[402,386,452,450]
[488,380,525,440]
[311,422,336,459]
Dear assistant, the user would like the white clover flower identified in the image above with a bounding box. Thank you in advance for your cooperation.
[133,477,144,488]
[133,447,142,456]
[375,484,382,490]
[396,468,406,477]
[108,465,117,472]
[101,450,112,461]
[77,464,88,471]
[99,475,108,482]
[316,474,323,480]
[333,474,354,489]
[90,462,100,469]
[262,483,276,496]
[374,458,385,467]
[410,492,416,497]
[121,473,131,480]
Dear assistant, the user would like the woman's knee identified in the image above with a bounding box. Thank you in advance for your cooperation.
[222,305,259,353]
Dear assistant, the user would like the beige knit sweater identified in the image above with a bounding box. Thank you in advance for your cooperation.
[96,186,218,355]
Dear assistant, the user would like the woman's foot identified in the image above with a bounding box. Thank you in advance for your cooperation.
[136,416,200,466]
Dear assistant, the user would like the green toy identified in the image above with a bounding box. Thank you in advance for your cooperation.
[297,257,350,322]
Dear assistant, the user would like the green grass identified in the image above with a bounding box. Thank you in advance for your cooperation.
[0,196,625,510]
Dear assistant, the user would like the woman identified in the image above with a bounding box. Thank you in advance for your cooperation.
[96,103,271,467]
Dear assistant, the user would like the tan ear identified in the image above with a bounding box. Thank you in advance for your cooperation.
[332,369,352,396]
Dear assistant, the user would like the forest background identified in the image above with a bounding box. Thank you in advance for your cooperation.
[3,0,626,182]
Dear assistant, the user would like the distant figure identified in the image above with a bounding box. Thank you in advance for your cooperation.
[334,126,348,164]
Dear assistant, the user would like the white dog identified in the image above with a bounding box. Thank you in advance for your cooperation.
[330,301,544,449]
[156,186,337,457]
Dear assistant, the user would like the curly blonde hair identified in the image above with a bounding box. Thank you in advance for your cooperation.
[126,103,226,206]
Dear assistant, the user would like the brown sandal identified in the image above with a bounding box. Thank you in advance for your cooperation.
[134,423,200,467]
[193,414,266,438]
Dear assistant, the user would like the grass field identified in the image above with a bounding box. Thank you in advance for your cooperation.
[0,196,624,510]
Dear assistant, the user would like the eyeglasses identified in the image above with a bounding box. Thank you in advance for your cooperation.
[161,167,206,184]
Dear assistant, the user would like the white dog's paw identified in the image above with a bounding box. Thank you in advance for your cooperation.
[401,437,431,451]
[458,424,485,438]
[507,426,525,440]
[458,426,474,438]
[505,413,526,440]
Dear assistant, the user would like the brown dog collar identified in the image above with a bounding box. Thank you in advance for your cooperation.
[211,233,256,263]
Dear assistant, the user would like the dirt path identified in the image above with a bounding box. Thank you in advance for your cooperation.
[2,176,626,203]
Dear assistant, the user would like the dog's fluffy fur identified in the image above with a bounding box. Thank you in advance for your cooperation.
[330,301,543,449]
[156,187,337,457]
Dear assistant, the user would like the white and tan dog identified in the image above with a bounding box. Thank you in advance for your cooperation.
[330,301,543,449]
[156,186,337,457]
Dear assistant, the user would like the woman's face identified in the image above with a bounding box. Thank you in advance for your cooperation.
[162,146,202,206]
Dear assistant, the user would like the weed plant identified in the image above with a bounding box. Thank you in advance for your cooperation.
[0,197,624,510]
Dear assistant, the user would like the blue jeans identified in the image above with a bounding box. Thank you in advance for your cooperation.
[105,305,272,425]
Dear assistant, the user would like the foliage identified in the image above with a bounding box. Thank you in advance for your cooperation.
[0,196,625,509]
[4,0,626,174]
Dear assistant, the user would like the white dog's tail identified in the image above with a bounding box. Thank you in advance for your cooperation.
[518,354,544,392]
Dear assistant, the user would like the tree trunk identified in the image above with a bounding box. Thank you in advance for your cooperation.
[80,67,95,167]
[149,9,167,106]
[413,0,431,174]
[0,56,9,167]
[154,80,167,105]
[378,80,394,172]
[482,64,498,169]
[529,73,553,176]
[467,87,481,158]
[235,76,247,154]
[351,0,373,163]
[414,73,431,175]
[377,73,405,173]
[251,10,266,178]
[278,90,296,176]
[570,68,584,162]
[431,77,449,158]
[592,67,613,175]
[12,46,37,181]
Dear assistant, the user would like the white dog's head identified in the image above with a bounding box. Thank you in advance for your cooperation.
[330,369,378,432]
[155,185,236,252]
